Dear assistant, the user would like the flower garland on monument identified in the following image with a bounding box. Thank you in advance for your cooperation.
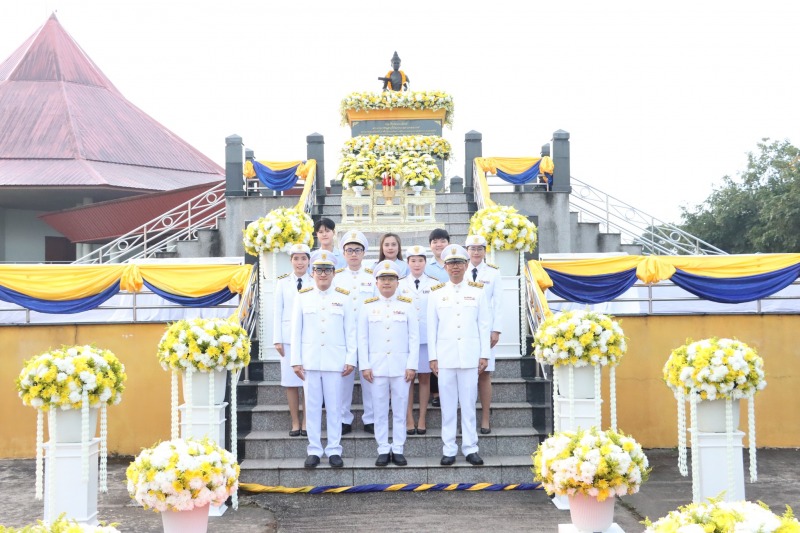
[339,90,455,127]
[398,151,442,188]
[341,135,452,160]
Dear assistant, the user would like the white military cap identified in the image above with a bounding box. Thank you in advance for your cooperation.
[373,260,401,278]
[340,230,369,252]
[464,234,487,247]
[310,250,336,267]
[442,244,469,263]
[404,244,428,259]
[287,243,311,256]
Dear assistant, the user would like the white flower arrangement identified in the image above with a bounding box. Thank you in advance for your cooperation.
[398,151,442,188]
[125,437,239,513]
[341,135,452,160]
[0,513,121,532]
[242,207,315,257]
[336,152,378,190]
[340,90,455,127]
[643,499,800,532]
[532,427,650,501]
[468,205,538,252]
[157,317,251,374]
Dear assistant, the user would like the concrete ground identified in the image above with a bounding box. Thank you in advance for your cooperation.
[1,449,798,532]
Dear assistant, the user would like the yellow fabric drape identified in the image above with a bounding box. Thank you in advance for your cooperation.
[0,265,126,300]
[472,162,496,208]
[647,254,800,278]
[243,160,256,179]
[539,256,645,277]
[540,156,554,175]
[138,264,252,297]
[256,160,303,171]
[120,264,144,293]
[295,160,317,211]
[475,157,543,176]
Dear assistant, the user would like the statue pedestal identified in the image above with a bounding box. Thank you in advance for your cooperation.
[346,108,446,137]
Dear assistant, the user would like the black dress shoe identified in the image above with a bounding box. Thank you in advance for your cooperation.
[431,396,441,407]
[304,455,320,468]
[479,427,492,435]
[341,423,352,435]
[329,454,344,468]
[466,453,484,466]
[300,430,307,437]
[363,423,374,434]
[289,429,302,437]
[440,455,456,466]
[416,428,427,435]
[406,427,416,435]
[375,453,390,467]
[392,453,408,466]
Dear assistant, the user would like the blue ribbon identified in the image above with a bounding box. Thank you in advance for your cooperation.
[496,161,541,185]
[670,263,800,304]
[545,268,639,304]
[252,161,300,191]
[0,281,120,314]
[143,280,237,307]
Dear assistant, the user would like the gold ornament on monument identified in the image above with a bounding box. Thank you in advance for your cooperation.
[381,173,397,205]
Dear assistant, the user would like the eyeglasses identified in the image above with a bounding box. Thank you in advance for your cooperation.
[343,248,364,255]
[467,246,486,252]
[313,267,335,274]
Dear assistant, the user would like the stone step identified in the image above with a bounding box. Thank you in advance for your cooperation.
[319,201,473,215]
[239,454,535,487]
[239,426,545,460]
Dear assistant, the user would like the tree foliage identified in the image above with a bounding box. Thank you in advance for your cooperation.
[680,139,800,253]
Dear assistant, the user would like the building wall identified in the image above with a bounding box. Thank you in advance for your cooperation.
[0,208,5,261]
[2,208,65,262]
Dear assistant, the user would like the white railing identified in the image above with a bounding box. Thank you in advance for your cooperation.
[74,182,227,264]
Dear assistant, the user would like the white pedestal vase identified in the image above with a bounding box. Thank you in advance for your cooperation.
[695,399,740,433]
[44,439,99,526]
[161,503,210,533]
[489,249,523,358]
[692,429,746,502]
[567,493,616,533]
[259,251,292,360]
[183,369,227,406]
[52,408,99,443]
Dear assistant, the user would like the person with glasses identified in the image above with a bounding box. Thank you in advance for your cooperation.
[290,250,356,469]
[313,218,345,269]
[273,243,313,437]
[358,260,418,467]
[333,230,377,435]
[428,244,491,467]
[465,234,503,435]
[400,244,437,435]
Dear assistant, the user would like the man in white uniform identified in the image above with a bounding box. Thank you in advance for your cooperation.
[428,244,491,466]
[358,260,418,466]
[291,250,357,468]
[273,243,313,437]
[465,234,503,434]
[333,230,377,435]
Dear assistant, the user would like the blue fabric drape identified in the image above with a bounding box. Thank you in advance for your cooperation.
[496,160,541,185]
[252,161,300,191]
[544,172,553,189]
[0,281,120,314]
[670,263,800,304]
[544,268,639,304]
[143,280,237,307]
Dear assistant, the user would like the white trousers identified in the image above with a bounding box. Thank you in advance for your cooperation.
[304,370,342,458]
[341,370,374,425]
[438,367,479,457]
[372,375,409,455]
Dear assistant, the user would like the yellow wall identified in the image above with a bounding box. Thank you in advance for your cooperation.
[2,315,799,457]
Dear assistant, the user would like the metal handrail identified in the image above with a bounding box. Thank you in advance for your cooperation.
[74,182,226,264]
[235,260,260,339]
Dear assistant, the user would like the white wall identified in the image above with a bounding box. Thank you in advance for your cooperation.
[2,209,64,262]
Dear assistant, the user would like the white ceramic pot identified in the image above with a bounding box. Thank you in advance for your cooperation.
[412,185,423,196]
[260,251,292,281]
[568,492,615,532]
[183,369,227,406]
[52,407,99,443]
[695,398,740,433]
[161,503,210,533]
[556,365,596,399]
[352,185,364,197]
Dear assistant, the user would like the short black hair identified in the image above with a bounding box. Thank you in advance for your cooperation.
[314,218,336,234]
[428,228,450,243]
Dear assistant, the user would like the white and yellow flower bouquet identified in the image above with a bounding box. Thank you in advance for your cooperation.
[126,437,239,513]
[532,427,650,501]
[157,317,251,374]
[398,152,442,188]
[339,90,455,127]
[336,152,378,190]
[469,205,538,252]
[242,207,315,256]
[533,310,626,369]
[0,513,121,532]
[341,135,452,160]
[644,499,800,533]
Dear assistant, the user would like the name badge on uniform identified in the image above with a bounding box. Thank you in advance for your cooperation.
[331,302,343,307]
[422,290,430,294]
[393,310,405,315]
[464,296,475,301]
[361,282,373,287]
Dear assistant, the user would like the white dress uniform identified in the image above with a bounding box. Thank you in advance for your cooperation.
[358,291,419,455]
[469,261,503,371]
[333,265,377,427]
[428,274,491,458]
[399,272,438,373]
[273,271,313,387]
[290,285,357,458]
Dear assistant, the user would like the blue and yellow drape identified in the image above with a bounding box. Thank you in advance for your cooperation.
[244,160,316,192]
[0,264,252,314]
[475,157,554,187]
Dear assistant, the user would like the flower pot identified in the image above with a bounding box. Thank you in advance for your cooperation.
[568,492,615,532]
[183,369,227,406]
[492,250,520,276]
[52,407,99,443]
[412,185,423,196]
[260,251,291,281]
[352,185,364,197]
[695,398,740,433]
[556,365,596,399]
[161,503,210,533]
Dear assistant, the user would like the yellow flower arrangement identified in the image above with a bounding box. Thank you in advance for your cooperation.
[16,345,126,411]
[643,499,800,532]
[469,205,538,252]
[0,514,120,532]
[341,135,452,160]
[242,207,315,256]
[125,437,239,512]
[157,317,251,373]
[532,310,626,368]
[336,152,378,190]
[663,337,766,401]
[339,90,455,127]
[532,427,650,500]
[398,151,442,188]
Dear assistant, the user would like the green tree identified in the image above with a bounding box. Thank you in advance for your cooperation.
[680,139,800,253]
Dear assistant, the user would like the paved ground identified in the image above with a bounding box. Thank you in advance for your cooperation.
[1,449,798,532]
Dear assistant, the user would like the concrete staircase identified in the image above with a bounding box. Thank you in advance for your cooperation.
[236,341,551,487]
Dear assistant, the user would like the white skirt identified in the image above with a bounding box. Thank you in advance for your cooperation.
[417,344,431,374]
[280,344,304,387]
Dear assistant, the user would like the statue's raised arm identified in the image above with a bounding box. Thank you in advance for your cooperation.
[378,51,410,91]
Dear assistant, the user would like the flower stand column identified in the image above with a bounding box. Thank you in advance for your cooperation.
[693,429,746,502]
[44,437,100,525]
[490,249,523,359]
[259,251,291,360]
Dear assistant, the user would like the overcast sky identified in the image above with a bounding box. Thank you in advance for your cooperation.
[2,1,799,224]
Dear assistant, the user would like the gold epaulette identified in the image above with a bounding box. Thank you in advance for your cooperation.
[277,273,289,279]
[486,263,499,270]
[365,268,373,274]
[425,274,438,280]
[364,297,379,304]
[335,268,345,274]
[335,287,350,295]
[397,295,412,303]
[468,281,485,288]
[299,287,313,293]
[430,283,445,291]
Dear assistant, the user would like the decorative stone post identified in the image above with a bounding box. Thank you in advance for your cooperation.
[225,135,244,197]
[464,130,482,195]
[307,132,325,212]
[551,130,571,193]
